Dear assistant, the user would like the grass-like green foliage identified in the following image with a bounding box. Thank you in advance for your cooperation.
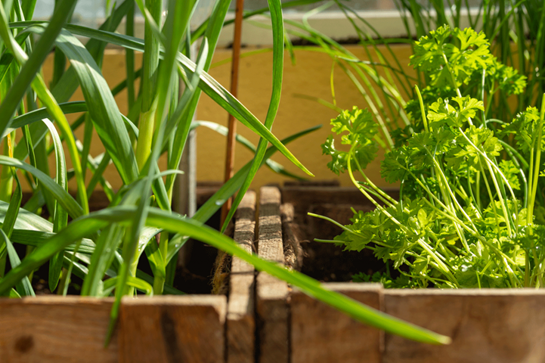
[319,26,545,289]
[0,0,449,346]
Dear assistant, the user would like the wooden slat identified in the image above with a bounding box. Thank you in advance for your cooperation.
[383,289,545,363]
[118,296,226,363]
[291,283,383,363]
[257,186,289,363]
[0,296,117,363]
[227,191,256,363]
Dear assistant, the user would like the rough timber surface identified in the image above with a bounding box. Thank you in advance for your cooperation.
[0,295,226,363]
[227,191,257,363]
[0,296,117,363]
[291,283,383,363]
[119,295,226,363]
[383,289,545,363]
[257,186,289,363]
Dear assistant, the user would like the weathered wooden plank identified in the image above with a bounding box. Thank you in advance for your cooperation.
[227,191,256,363]
[0,296,117,363]
[257,186,289,363]
[383,289,545,363]
[291,283,383,363]
[118,296,226,363]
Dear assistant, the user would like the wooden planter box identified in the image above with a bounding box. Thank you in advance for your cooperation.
[1,185,259,363]
[8,183,545,362]
[253,183,545,363]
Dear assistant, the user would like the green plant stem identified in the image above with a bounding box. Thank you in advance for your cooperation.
[154,231,169,295]
[135,0,162,170]
[527,94,545,227]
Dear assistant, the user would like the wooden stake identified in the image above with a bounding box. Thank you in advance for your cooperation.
[221,0,245,226]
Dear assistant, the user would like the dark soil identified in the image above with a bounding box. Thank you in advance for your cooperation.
[282,183,398,283]
[296,203,387,282]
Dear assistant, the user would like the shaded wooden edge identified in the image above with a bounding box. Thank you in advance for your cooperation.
[228,191,257,363]
[280,203,304,270]
[257,186,289,363]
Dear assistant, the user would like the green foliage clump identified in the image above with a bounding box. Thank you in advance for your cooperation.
[319,26,545,289]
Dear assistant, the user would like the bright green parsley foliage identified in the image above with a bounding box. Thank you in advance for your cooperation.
[318,26,545,289]
[322,106,378,175]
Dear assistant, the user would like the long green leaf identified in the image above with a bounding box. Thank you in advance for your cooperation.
[42,119,68,290]
[53,30,139,185]
[10,23,313,176]
[0,156,83,219]
[0,230,34,297]
[81,223,123,296]
[0,0,76,136]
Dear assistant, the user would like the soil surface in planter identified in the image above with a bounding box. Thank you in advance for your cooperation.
[283,182,399,283]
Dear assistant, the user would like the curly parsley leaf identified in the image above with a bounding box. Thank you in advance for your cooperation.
[322,107,379,174]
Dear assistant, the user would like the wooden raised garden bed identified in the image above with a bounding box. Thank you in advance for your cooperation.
[8,183,544,362]
[253,182,545,363]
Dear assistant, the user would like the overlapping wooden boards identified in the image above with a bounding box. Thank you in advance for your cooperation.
[256,186,289,363]
[227,191,257,363]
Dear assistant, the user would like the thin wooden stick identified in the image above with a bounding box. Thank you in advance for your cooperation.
[221,0,245,226]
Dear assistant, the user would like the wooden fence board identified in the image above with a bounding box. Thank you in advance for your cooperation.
[0,296,117,363]
[257,186,289,363]
[383,289,545,363]
[119,295,226,363]
[290,283,382,363]
[227,191,256,363]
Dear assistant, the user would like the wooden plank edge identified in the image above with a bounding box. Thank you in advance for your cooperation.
[257,186,289,363]
[228,190,257,363]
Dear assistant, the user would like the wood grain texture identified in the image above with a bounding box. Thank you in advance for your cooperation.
[383,289,545,363]
[0,296,117,363]
[291,283,383,363]
[119,295,226,363]
[257,186,289,363]
[227,191,256,363]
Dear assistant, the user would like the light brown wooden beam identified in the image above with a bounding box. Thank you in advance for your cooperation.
[227,191,257,363]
